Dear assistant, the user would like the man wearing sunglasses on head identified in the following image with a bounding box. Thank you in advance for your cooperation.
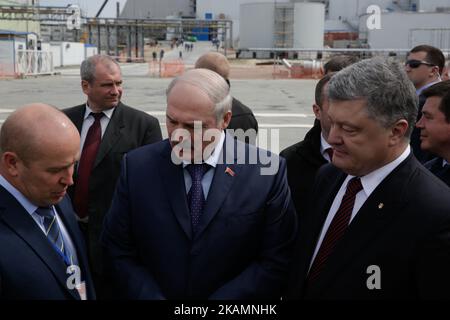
[405,45,445,163]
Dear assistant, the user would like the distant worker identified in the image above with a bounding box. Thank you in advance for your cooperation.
[195,52,258,144]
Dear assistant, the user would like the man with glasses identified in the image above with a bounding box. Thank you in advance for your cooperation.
[405,45,445,163]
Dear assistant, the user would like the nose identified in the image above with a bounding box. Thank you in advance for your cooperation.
[327,125,341,147]
[416,115,424,129]
[110,84,120,95]
[61,168,74,187]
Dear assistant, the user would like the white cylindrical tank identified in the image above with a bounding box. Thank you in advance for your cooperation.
[293,2,325,48]
[239,2,276,48]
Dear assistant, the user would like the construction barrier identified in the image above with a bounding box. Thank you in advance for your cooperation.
[148,59,185,78]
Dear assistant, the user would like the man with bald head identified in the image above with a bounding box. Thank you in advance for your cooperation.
[102,69,297,299]
[0,104,95,300]
[195,52,258,142]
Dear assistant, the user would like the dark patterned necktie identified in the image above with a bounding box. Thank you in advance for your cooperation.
[74,112,104,219]
[307,177,363,284]
[186,164,211,233]
[35,206,72,265]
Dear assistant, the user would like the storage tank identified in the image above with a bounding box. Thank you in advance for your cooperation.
[239,2,276,48]
[293,2,325,48]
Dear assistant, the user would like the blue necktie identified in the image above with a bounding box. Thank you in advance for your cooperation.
[186,164,211,233]
[35,206,73,265]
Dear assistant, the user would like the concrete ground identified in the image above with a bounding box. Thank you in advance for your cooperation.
[0,42,319,153]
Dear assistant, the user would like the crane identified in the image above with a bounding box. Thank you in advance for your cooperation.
[95,0,109,18]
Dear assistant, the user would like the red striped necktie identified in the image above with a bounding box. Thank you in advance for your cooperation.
[307,177,363,284]
[73,112,104,219]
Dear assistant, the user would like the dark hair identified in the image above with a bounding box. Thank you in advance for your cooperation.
[421,80,450,123]
[315,73,334,107]
[409,45,445,74]
[323,55,360,74]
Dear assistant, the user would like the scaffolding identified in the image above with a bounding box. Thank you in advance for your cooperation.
[274,3,293,49]
[0,5,233,61]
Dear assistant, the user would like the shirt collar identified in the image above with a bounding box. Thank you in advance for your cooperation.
[320,132,332,156]
[84,103,114,120]
[182,131,226,168]
[416,80,441,96]
[345,145,411,198]
[0,174,38,215]
[443,159,449,167]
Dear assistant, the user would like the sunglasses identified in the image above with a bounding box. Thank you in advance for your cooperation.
[405,59,436,68]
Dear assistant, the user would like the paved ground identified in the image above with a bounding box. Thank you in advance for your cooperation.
[0,42,319,153]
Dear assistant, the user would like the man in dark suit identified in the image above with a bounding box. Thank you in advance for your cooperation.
[416,80,450,187]
[195,52,258,144]
[281,73,334,217]
[405,45,445,163]
[0,104,95,300]
[101,69,297,299]
[63,54,162,297]
[285,57,450,299]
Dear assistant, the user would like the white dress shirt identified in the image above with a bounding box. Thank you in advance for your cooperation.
[79,104,115,154]
[320,133,333,163]
[182,131,225,199]
[309,145,411,271]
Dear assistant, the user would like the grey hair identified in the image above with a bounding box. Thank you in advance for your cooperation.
[166,68,232,123]
[80,54,121,83]
[328,56,418,139]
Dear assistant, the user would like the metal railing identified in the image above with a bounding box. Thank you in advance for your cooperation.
[15,50,54,76]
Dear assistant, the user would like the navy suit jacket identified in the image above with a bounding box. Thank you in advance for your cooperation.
[101,135,297,299]
[0,186,95,300]
[285,153,450,299]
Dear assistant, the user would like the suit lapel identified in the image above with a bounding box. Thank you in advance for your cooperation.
[93,103,125,169]
[71,105,85,133]
[159,141,193,240]
[309,156,414,296]
[195,135,239,240]
[0,188,80,300]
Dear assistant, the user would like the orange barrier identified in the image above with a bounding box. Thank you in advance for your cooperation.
[161,59,185,78]
[0,63,17,78]
[148,59,185,78]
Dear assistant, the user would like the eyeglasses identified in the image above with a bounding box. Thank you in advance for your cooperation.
[405,59,436,68]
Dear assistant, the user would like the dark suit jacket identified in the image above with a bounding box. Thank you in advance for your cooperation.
[285,153,450,299]
[425,157,450,187]
[63,102,162,275]
[226,97,258,144]
[0,187,95,300]
[280,122,327,218]
[101,135,297,299]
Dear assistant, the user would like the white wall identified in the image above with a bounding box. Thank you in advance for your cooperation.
[239,3,275,48]
[50,42,92,67]
[197,0,290,44]
[360,12,450,49]
[417,0,450,11]
[293,2,325,48]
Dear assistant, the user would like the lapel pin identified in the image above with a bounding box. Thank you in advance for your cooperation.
[225,167,235,177]
[378,203,384,209]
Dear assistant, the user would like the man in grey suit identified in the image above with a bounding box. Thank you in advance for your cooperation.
[63,54,162,298]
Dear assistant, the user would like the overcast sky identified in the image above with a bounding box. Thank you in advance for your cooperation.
[39,0,128,18]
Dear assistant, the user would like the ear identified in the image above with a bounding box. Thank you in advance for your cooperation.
[221,110,232,130]
[81,80,90,95]
[430,65,440,78]
[389,119,409,146]
[313,103,321,120]
[2,152,20,177]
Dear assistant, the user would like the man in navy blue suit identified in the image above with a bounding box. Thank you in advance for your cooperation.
[101,68,297,299]
[0,103,95,300]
